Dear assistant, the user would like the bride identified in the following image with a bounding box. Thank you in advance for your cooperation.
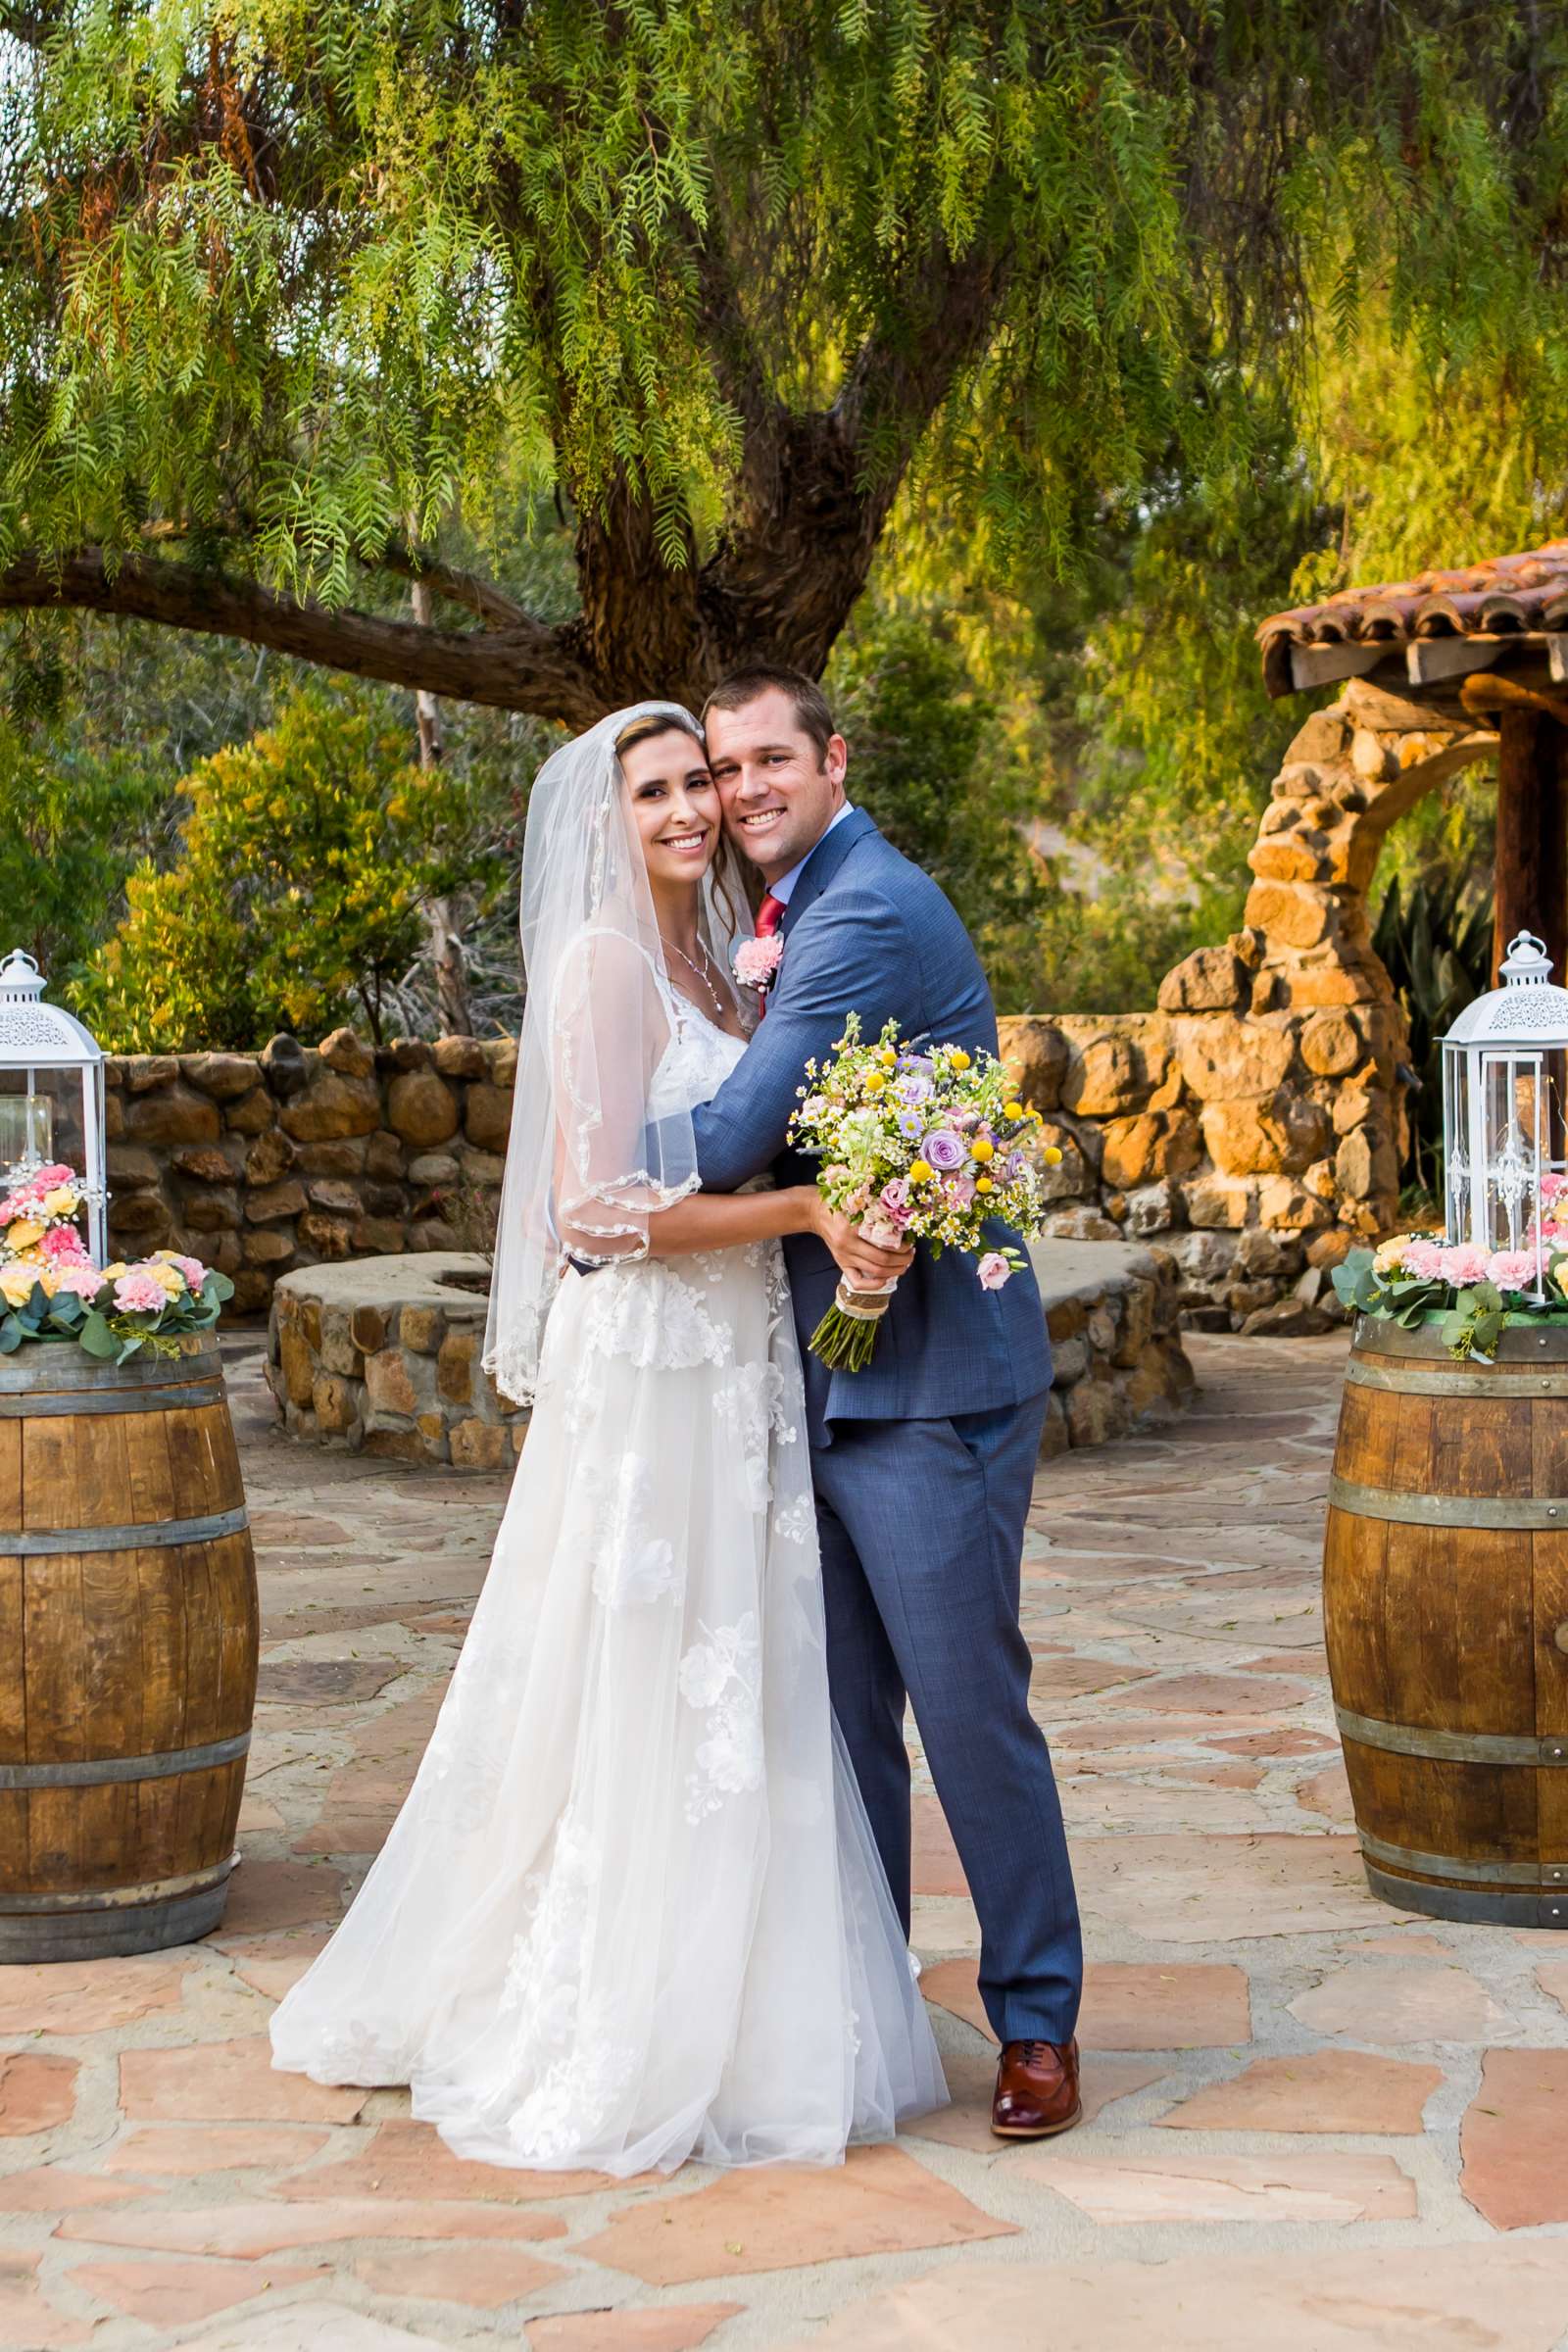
[269,702,947,2174]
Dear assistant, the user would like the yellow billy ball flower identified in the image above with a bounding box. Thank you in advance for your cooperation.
[975,1176,995,1195]
[1003,1101,1024,1121]
[879,1047,897,1066]
[908,1158,933,1184]
[1043,1145,1063,1165]
[863,1071,886,1094]
[969,1136,995,1162]
[949,1049,971,1070]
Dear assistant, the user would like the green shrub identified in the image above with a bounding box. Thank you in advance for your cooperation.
[76,690,471,1050]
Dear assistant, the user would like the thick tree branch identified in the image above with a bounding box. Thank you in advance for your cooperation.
[369,539,536,632]
[0,550,608,724]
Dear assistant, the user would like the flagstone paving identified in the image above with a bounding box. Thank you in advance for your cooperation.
[1,1328,1566,2350]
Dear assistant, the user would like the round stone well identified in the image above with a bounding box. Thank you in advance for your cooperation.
[267,1252,524,1470]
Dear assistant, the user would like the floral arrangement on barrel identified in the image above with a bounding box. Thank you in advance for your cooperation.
[1333,1178,1568,1361]
[787,1015,1061,1368]
[0,1163,232,1363]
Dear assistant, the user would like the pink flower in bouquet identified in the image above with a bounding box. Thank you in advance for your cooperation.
[53,1263,105,1301]
[1486,1249,1540,1292]
[858,1210,906,1252]
[733,936,783,990]
[977,1251,1012,1291]
[113,1271,170,1314]
[947,1175,977,1208]
[33,1164,74,1189]
[878,1179,913,1225]
[1439,1243,1490,1286]
[1398,1240,1446,1281]
[39,1223,87,1263]
[1541,1173,1568,1205]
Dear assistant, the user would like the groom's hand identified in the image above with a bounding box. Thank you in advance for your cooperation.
[812,1202,914,1293]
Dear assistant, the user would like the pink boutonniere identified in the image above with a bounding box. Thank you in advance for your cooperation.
[734,933,784,1002]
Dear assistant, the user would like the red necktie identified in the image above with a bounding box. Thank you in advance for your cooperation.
[754,895,784,1017]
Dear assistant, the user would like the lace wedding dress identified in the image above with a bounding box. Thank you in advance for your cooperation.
[270,990,947,2174]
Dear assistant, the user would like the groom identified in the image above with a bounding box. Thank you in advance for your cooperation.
[691,665,1083,2139]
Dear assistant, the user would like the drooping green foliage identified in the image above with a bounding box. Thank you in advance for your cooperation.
[1,3,1565,723]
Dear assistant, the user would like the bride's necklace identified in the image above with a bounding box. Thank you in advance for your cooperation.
[662,932,728,1021]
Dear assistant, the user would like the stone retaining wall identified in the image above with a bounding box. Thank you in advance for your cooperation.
[103,1030,514,1318]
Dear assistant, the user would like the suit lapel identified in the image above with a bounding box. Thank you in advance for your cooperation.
[780,808,878,939]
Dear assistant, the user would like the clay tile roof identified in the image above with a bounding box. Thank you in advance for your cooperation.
[1257,538,1568,696]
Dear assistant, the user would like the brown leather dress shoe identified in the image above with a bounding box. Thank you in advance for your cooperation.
[992,2035,1082,2139]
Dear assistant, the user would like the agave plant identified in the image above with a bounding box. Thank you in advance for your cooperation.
[1371,872,1494,1200]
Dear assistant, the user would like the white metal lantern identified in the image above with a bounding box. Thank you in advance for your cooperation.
[0,949,109,1264]
[1442,931,1568,1300]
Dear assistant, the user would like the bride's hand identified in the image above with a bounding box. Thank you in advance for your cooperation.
[803,1195,915,1292]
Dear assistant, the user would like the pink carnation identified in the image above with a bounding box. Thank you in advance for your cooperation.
[53,1263,105,1301]
[40,1223,87,1262]
[733,936,783,989]
[1486,1249,1540,1292]
[113,1272,169,1314]
[977,1251,1012,1291]
[1438,1244,1491,1287]
[1397,1240,1446,1281]
[33,1164,75,1189]
[157,1251,206,1290]
[1541,1173,1568,1205]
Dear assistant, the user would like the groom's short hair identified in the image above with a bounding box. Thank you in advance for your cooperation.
[703,664,836,767]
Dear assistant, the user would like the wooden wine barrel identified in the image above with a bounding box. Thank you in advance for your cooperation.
[1325,1315,1568,1929]
[0,1336,258,1959]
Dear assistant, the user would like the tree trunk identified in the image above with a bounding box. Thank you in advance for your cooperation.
[410,575,473,1038]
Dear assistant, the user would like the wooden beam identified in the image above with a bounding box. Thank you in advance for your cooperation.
[1288,642,1385,691]
[1492,707,1568,987]
[1405,636,1504,686]
[1544,723,1568,988]
[1461,671,1568,729]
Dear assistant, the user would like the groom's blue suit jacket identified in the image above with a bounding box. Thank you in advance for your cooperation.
[691,808,1052,1441]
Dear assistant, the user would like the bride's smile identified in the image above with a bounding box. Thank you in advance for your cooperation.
[620,725,721,884]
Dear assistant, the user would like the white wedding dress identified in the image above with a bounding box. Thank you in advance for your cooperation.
[270,988,947,2174]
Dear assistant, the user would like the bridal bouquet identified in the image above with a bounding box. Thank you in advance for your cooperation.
[787,1016,1060,1369]
[0,1162,232,1363]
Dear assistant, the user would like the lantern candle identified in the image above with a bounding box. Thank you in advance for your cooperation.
[0,1091,54,1178]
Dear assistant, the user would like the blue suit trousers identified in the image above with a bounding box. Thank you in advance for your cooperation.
[809,1390,1083,2045]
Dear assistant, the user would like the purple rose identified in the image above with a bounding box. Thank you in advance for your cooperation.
[896,1072,934,1104]
[921,1129,966,1172]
